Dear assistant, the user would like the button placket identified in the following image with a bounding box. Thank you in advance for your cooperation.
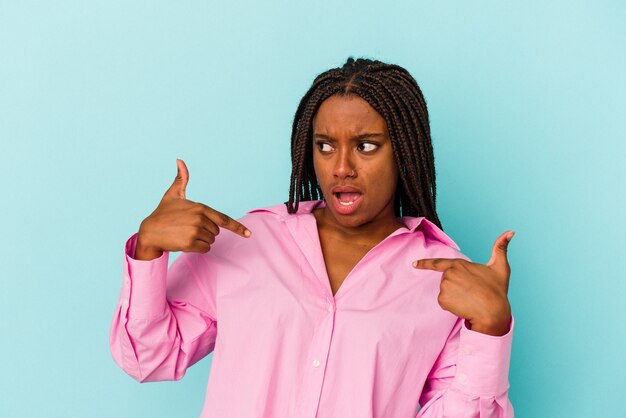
[325,296,335,314]
[295,295,336,417]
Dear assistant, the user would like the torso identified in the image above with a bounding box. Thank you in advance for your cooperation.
[314,208,407,296]
[318,230,374,296]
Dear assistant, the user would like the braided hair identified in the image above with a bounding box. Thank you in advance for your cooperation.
[286,57,443,230]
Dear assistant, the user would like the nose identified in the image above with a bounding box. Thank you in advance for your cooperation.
[333,148,357,179]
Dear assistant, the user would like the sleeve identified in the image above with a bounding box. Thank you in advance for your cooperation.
[109,233,218,383]
[416,316,515,418]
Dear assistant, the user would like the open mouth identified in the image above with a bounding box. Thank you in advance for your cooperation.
[334,192,362,206]
[331,192,363,214]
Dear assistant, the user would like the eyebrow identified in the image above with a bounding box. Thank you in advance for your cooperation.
[313,133,386,141]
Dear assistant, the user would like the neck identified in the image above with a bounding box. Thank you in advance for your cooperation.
[313,201,406,241]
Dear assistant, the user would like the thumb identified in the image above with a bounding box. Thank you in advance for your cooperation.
[165,158,189,199]
[486,230,514,272]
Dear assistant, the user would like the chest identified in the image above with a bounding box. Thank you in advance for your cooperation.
[318,232,375,296]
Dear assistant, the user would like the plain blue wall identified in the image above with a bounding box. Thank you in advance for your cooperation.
[1,1,624,417]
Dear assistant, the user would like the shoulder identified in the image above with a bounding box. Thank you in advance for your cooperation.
[203,203,289,257]
[222,201,314,243]
[403,217,472,262]
[244,202,291,220]
[237,200,321,224]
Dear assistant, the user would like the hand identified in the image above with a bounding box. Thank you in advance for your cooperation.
[135,159,251,260]
[412,231,515,336]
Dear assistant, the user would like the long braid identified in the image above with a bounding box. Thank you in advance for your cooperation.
[385,70,438,205]
[361,66,438,219]
[363,74,437,221]
[286,57,443,230]
[357,80,432,221]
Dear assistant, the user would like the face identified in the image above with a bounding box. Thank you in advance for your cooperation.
[312,94,400,230]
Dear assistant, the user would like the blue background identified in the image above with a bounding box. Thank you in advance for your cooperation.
[1,1,625,417]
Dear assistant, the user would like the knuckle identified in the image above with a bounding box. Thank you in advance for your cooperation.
[204,219,219,235]
[437,292,446,308]
[445,268,458,279]
[184,236,195,248]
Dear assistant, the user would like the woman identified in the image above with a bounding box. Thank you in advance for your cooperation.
[110,58,515,417]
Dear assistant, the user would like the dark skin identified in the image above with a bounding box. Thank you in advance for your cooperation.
[312,95,513,336]
[135,159,251,261]
[311,94,406,296]
[136,94,513,337]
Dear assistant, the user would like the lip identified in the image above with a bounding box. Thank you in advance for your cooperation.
[330,186,363,215]
[331,185,362,194]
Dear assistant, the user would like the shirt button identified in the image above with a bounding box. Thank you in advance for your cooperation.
[458,373,468,384]
[463,346,473,356]
[121,299,129,309]
[325,297,335,313]
[312,359,321,368]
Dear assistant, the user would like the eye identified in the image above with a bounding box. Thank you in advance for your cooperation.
[357,142,378,153]
[316,142,334,153]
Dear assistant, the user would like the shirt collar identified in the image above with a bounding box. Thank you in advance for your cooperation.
[247,199,459,250]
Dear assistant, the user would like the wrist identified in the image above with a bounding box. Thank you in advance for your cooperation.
[469,315,512,336]
[136,221,163,260]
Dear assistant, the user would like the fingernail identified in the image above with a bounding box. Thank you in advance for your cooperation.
[244,229,251,237]
[412,261,418,268]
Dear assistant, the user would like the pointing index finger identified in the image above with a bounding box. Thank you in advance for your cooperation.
[412,258,456,271]
[202,204,252,238]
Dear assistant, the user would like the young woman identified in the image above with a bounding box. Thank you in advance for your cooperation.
[110,58,515,417]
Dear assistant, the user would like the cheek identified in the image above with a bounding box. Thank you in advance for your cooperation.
[312,154,331,188]
[370,158,399,190]
[379,171,399,196]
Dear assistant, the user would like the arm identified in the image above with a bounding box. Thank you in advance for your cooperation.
[109,233,218,383]
[417,317,514,417]
[109,159,251,382]
[414,231,516,416]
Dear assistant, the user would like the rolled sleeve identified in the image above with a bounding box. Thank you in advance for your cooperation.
[123,233,170,320]
[451,316,514,396]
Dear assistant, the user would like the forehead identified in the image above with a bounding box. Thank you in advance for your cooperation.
[313,95,388,135]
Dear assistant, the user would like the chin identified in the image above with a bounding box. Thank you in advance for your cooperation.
[327,207,373,229]
[336,216,368,228]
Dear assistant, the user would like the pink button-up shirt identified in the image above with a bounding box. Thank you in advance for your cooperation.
[110,200,514,417]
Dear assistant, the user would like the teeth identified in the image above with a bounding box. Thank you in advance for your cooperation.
[335,192,359,206]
